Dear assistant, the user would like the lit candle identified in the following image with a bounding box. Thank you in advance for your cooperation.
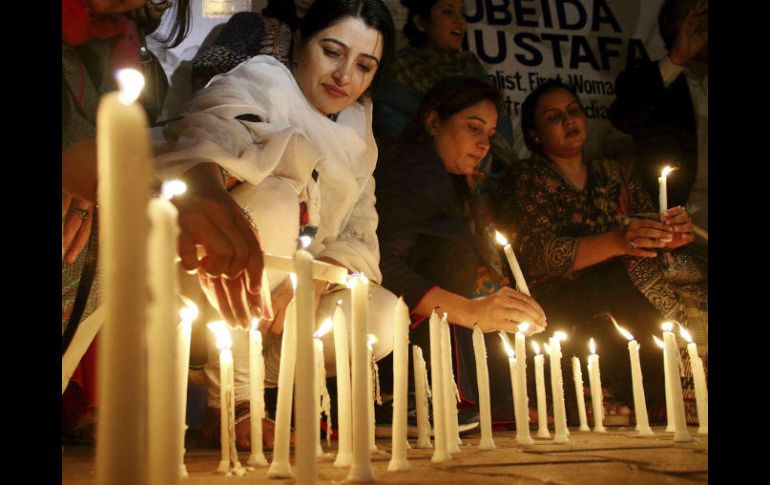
[247,318,268,466]
[440,313,461,454]
[658,165,673,218]
[146,182,185,485]
[267,284,297,479]
[332,302,353,467]
[347,273,377,481]
[653,335,675,433]
[388,297,411,471]
[314,318,334,457]
[611,318,654,436]
[548,332,570,443]
[678,325,707,435]
[662,322,693,442]
[95,68,152,485]
[176,299,199,478]
[367,334,381,453]
[208,322,245,476]
[514,323,534,445]
[292,237,316,485]
[428,310,451,463]
[471,326,495,449]
[494,230,530,295]
[586,338,606,432]
[412,345,433,449]
[571,356,590,432]
[501,335,522,439]
[531,341,550,438]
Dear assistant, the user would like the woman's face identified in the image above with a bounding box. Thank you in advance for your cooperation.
[420,0,467,51]
[529,89,586,159]
[430,99,498,176]
[294,17,383,116]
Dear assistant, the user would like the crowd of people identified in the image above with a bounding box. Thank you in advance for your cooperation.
[63,0,708,448]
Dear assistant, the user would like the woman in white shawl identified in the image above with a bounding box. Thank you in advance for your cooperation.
[157,0,396,448]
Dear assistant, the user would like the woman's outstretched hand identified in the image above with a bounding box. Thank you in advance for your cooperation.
[470,287,547,335]
[661,206,695,249]
[618,217,673,258]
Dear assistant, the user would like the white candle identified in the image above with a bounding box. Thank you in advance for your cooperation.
[347,274,377,482]
[471,326,495,449]
[267,294,297,479]
[95,68,151,485]
[176,300,198,478]
[586,339,606,432]
[412,345,433,449]
[514,324,534,445]
[388,298,411,471]
[208,322,244,476]
[662,322,693,442]
[548,333,570,443]
[571,356,590,432]
[501,336,521,438]
[146,185,183,485]
[658,165,673,218]
[611,319,654,436]
[314,319,333,457]
[264,253,348,285]
[292,240,316,485]
[367,334,381,453]
[678,325,707,435]
[332,302,354,467]
[531,342,550,438]
[495,231,530,295]
[440,314,461,454]
[247,319,268,467]
[428,311,451,463]
[653,336,675,433]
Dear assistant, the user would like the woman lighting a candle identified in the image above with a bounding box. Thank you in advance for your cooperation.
[487,79,707,424]
[376,76,546,426]
[156,0,398,450]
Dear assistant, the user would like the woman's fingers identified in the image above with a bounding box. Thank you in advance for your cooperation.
[65,212,93,263]
[222,275,252,328]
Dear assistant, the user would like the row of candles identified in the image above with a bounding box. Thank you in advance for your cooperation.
[93,69,705,485]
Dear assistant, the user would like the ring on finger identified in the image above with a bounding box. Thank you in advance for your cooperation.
[73,208,89,222]
[629,239,638,249]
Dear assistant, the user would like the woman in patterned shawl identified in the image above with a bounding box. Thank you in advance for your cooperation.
[488,79,707,423]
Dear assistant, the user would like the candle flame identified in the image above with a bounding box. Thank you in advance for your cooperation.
[179,298,199,324]
[337,299,343,306]
[494,230,509,246]
[661,165,674,178]
[250,317,261,333]
[299,235,312,249]
[678,324,693,343]
[315,318,333,339]
[207,321,232,350]
[518,322,530,333]
[543,342,552,355]
[553,331,568,341]
[347,272,368,289]
[589,337,596,355]
[653,335,665,349]
[611,317,635,341]
[161,180,187,200]
[661,321,674,332]
[500,333,515,358]
[116,68,144,105]
[367,333,378,349]
[531,340,541,355]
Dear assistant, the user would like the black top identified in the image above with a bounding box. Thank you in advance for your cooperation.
[375,140,481,309]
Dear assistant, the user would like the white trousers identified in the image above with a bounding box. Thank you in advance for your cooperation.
[203,178,396,406]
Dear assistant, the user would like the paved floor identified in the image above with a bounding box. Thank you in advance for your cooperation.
[62,426,707,484]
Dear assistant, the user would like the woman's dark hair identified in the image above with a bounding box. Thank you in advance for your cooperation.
[155,0,192,48]
[298,0,396,96]
[404,76,503,142]
[401,0,440,47]
[262,0,303,30]
[520,78,582,155]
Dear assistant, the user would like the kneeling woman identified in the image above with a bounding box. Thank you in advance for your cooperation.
[487,79,707,421]
[375,76,546,417]
[157,0,396,447]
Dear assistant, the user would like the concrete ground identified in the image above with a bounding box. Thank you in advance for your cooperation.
[62,426,707,484]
